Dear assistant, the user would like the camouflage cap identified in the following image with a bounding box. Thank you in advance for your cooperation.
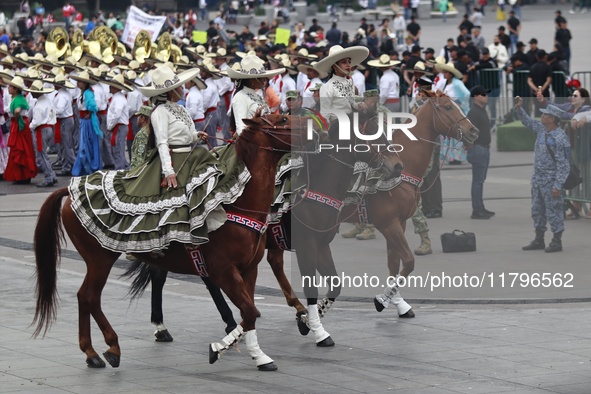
[309,83,322,92]
[135,105,153,117]
[286,90,300,99]
[363,89,379,97]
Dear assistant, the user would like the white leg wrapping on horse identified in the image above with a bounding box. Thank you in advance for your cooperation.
[153,323,167,334]
[317,298,334,319]
[375,285,397,309]
[210,325,244,355]
[307,304,330,343]
[244,330,274,366]
[391,287,412,315]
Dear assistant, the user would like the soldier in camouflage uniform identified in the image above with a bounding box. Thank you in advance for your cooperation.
[515,98,570,253]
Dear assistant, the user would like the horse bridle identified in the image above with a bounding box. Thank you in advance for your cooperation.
[426,96,470,143]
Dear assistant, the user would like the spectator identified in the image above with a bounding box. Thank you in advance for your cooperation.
[410,0,420,19]
[406,16,421,45]
[472,27,485,52]
[238,25,254,44]
[62,1,76,31]
[488,35,509,69]
[199,0,207,21]
[458,13,474,35]
[528,50,552,115]
[206,21,218,40]
[439,38,455,63]
[185,9,197,26]
[258,21,270,36]
[507,10,521,55]
[554,21,572,73]
[326,22,341,46]
[526,38,540,66]
[515,99,570,253]
[358,17,368,35]
[380,32,396,54]
[309,18,321,33]
[0,29,9,46]
[497,26,511,50]
[512,0,523,20]
[85,15,96,37]
[469,7,484,29]
[467,85,495,219]
[392,12,406,45]
[439,0,449,23]
[554,10,566,29]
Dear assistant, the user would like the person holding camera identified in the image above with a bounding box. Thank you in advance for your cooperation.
[515,96,570,253]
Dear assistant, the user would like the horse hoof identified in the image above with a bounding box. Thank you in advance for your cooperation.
[103,351,120,368]
[209,344,219,365]
[155,329,174,342]
[225,324,238,335]
[86,355,106,368]
[257,362,278,371]
[296,311,310,336]
[399,309,415,318]
[374,297,385,312]
[316,336,335,347]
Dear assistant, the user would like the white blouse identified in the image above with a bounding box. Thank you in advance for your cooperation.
[319,74,359,119]
[232,86,269,135]
[151,101,199,176]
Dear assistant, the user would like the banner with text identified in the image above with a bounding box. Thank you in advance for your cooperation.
[121,6,166,48]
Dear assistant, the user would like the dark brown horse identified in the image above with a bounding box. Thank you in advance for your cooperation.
[131,106,405,345]
[32,114,318,372]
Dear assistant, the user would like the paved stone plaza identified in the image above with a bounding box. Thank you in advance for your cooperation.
[1,4,591,394]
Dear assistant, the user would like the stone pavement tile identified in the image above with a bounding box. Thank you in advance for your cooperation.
[445,380,559,394]
[546,383,591,394]
[504,371,591,390]
[397,349,481,363]
[429,357,553,380]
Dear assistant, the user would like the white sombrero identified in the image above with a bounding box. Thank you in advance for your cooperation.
[367,54,401,68]
[437,62,463,79]
[312,45,369,75]
[52,74,76,89]
[226,54,285,80]
[409,61,434,76]
[70,70,99,85]
[297,61,328,79]
[206,47,234,60]
[290,48,318,61]
[6,76,30,90]
[103,74,134,92]
[0,43,9,56]
[25,80,55,94]
[138,66,200,97]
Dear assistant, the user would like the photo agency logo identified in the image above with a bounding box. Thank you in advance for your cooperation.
[306,111,419,153]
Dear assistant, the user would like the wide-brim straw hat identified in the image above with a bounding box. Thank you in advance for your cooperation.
[138,67,200,97]
[103,74,134,92]
[367,54,401,68]
[185,45,207,60]
[17,68,43,82]
[189,76,207,90]
[313,45,369,75]
[297,62,328,79]
[205,47,234,60]
[13,53,34,67]
[0,43,10,56]
[25,80,55,94]
[437,62,463,79]
[70,70,99,85]
[410,60,434,76]
[57,57,84,71]
[290,48,318,61]
[6,76,29,90]
[227,54,285,80]
[52,74,76,89]
[197,60,223,80]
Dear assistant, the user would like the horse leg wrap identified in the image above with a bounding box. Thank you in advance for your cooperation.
[153,323,167,334]
[391,286,412,316]
[307,304,331,343]
[317,298,334,319]
[209,325,244,362]
[244,330,274,367]
[374,285,397,310]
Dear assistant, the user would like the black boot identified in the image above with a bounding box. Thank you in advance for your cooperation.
[545,232,563,253]
[522,229,545,251]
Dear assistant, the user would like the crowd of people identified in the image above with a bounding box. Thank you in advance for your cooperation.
[0,1,588,254]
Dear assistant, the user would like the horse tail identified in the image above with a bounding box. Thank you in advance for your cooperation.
[121,261,154,301]
[32,187,69,338]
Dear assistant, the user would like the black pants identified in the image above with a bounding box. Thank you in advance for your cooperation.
[420,145,443,214]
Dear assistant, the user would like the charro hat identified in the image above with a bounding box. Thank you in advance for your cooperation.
[205,47,234,60]
[411,61,434,76]
[14,53,34,67]
[367,54,401,68]
[291,48,318,60]
[6,76,29,90]
[70,70,99,85]
[189,75,207,90]
[0,43,9,56]
[103,73,134,92]
[437,61,463,79]
[52,73,76,89]
[138,66,200,97]
[297,62,327,79]
[227,54,285,80]
[25,80,55,94]
[312,45,369,74]
[198,60,223,80]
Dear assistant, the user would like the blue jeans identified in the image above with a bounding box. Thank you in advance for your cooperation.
[509,34,518,56]
[466,144,490,211]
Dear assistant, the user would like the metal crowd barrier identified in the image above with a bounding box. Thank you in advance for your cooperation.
[571,71,591,92]
[565,123,591,209]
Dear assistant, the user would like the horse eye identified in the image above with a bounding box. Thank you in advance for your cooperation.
[445,105,452,110]
[282,117,288,122]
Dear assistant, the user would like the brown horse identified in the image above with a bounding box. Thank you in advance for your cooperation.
[32,114,319,372]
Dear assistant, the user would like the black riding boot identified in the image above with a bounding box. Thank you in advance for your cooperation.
[522,228,545,251]
[545,231,563,253]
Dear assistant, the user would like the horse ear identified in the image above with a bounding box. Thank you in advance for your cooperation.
[243,118,258,127]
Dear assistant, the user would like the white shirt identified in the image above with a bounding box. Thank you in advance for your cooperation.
[378,69,400,103]
[202,77,220,110]
[54,88,74,118]
[296,71,309,97]
[232,86,269,135]
[269,73,282,97]
[216,63,234,97]
[25,93,37,119]
[3,87,10,115]
[352,69,366,96]
[488,43,509,69]
[432,73,447,92]
[393,16,406,31]
[95,82,108,112]
[319,74,358,119]
[151,102,199,176]
[302,76,322,109]
[29,94,56,130]
[185,85,204,121]
[107,91,129,130]
[126,88,143,118]
[279,73,297,112]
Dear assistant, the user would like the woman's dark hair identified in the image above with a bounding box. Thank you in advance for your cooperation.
[576,88,591,106]
[79,82,91,104]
